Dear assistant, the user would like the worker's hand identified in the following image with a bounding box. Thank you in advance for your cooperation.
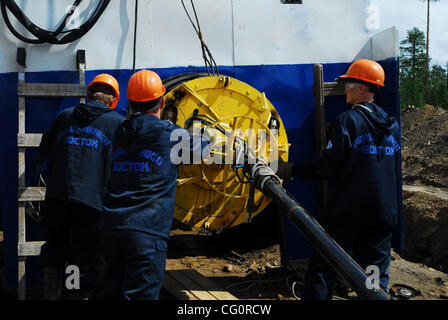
[273,157,294,181]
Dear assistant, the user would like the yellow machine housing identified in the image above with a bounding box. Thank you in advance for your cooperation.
[164,75,289,230]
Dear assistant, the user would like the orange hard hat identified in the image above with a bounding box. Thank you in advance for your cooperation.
[338,59,385,87]
[127,69,166,102]
[88,74,120,109]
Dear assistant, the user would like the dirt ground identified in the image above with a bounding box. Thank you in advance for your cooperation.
[165,218,448,301]
[163,104,448,301]
[401,104,448,191]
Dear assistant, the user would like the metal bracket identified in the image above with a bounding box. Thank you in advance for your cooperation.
[17,47,26,68]
[76,50,86,69]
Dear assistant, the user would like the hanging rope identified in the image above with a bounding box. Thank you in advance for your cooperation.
[181,0,219,76]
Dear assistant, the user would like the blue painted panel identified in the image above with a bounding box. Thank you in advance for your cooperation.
[279,58,404,260]
[0,60,402,288]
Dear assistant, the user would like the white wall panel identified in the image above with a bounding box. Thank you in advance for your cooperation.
[354,27,399,61]
[0,0,399,73]
[372,27,399,61]
[232,0,372,65]
[150,0,234,68]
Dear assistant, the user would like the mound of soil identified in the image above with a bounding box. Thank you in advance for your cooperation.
[400,104,448,273]
[401,104,448,190]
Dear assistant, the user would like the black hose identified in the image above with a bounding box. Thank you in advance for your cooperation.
[0,0,110,44]
[162,72,209,91]
[248,164,390,300]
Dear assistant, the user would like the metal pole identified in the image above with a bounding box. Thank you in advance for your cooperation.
[425,0,430,99]
[17,48,26,300]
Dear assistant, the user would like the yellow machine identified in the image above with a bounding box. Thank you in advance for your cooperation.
[162,75,289,230]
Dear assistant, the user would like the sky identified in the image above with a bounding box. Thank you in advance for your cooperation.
[371,0,448,67]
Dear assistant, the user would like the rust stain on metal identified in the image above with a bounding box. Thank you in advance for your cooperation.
[288,205,304,217]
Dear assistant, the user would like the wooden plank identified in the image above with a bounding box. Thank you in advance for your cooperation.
[182,269,238,300]
[78,55,86,104]
[313,65,326,157]
[18,187,46,202]
[17,62,26,301]
[323,82,345,96]
[18,133,42,147]
[18,241,45,257]
[18,257,26,300]
[313,64,329,219]
[403,185,448,200]
[165,270,218,300]
[18,83,87,97]
[18,66,25,134]
[163,272,199,300]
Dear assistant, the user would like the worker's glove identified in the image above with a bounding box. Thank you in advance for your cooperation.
[273,157,294,181]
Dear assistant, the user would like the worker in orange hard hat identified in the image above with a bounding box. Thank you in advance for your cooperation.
[126,69,166,102]
[39,73,125,300]
[94,70,207,300]
[88,73,121,110]
[276,59,401,300]
[338,58,385,87]
[338,59,385,105]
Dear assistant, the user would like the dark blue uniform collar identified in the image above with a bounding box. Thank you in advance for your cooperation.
[86,100,110,109]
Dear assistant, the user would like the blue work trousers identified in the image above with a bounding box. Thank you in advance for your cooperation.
[301,223,393,300]
[40,199,101,296]
[94,229,168,300]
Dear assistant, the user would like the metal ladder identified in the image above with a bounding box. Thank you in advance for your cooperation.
[16,47,86,300]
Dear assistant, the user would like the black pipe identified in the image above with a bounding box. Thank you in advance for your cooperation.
[258,177,390,300]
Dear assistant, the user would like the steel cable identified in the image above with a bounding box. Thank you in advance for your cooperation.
[180,0,219,75]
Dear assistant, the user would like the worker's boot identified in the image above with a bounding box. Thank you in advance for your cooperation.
[42,266,62,300]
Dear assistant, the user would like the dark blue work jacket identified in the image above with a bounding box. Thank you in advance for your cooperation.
[40,100,125,211]
[100,113,206,240]
[293,102,401,228]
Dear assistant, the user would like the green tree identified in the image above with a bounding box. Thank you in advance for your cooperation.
[446,63,448,87]
[428,64,448,108]
[400,28,427,108]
